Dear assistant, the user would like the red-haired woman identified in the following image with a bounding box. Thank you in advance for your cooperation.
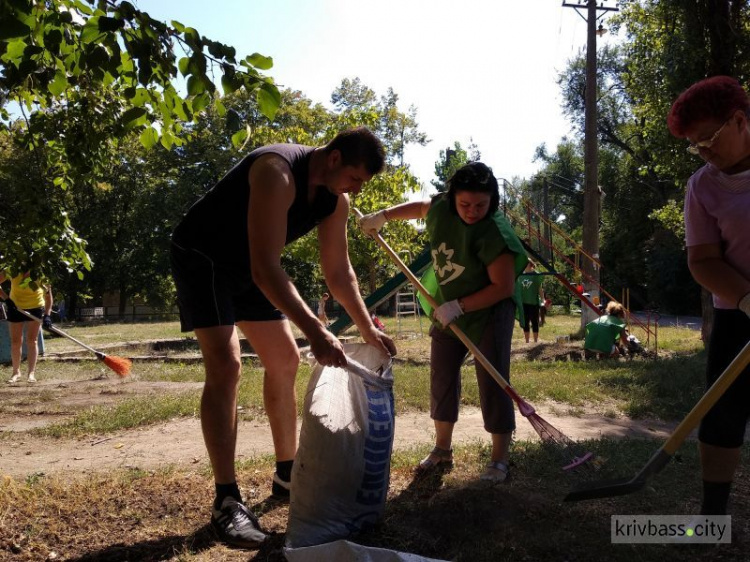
[668,75,750,516]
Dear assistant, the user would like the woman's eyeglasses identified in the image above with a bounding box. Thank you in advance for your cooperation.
[687,119,730,155]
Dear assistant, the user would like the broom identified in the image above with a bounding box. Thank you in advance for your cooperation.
[13,307,132,377]
[354,208,593,470]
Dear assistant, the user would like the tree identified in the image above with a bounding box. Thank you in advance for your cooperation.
[327,78,429,294]
[0,0,281,281]
[431,140,480,193]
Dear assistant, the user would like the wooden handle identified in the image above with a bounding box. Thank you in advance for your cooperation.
[663,339,750,454]
[354,208,514,393]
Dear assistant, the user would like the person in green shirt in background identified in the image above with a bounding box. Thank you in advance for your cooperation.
[360,161,527,484]
[583,301,629,358]
[516,261,545,343]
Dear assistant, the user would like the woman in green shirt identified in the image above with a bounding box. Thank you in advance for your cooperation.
[517,261,545,342]
[360,162,527,483]
[583,301,628,358]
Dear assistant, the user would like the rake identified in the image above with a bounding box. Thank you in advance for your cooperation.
[354,208,593,470]
[565,339,750,501]
[14,307,132,377]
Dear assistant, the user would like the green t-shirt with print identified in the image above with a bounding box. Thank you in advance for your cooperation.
[584,315,626,354]
[517,273,543,305]
[419,195,527,343]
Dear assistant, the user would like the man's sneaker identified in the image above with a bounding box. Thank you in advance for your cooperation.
[7,373,21,384]
[27,374,36,383]
[210,497,267,549]
[271,472,291,500]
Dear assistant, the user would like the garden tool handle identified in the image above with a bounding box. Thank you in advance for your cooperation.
[353,208,512,393]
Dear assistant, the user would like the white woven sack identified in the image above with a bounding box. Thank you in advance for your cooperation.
[285,343,394,548]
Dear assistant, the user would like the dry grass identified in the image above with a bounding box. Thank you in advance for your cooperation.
[3,441,750,561]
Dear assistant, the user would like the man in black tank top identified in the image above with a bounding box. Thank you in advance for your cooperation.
[170,127,396,548]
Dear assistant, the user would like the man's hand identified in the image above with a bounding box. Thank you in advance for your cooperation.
[2,297,17,312]
[309,328,348,368]
[434,300,464,328]
[42,314,53,329]
[359,210,388,236]
[739,292,750,318]
[361,326,397,358]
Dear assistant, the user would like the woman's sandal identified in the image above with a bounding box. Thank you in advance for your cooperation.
[480,460,510,483]
[414,446,453,476]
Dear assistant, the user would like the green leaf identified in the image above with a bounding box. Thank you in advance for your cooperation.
[257,83,281,120]
[48,70,68,96]
[226,108,243,133]
[0,16,31,40]
[160,130,175,149]
[214,98,226,117]
[121,107,147,129]
[207,40,224,58]
[118,1,136,20]
[3,39,27,64]
[72,1,94,16]
[127,87,149,107]
[98,16,124,32]
[246,53,273,70]
[221,73,241,95]
[192,92,211,113]
[139,126,159,149]
[231,127,248,148]
[80,17,104,43]
[171,20,185,33]
[178,57,190,77]
[187,75,205,96]
[183,27,202,48]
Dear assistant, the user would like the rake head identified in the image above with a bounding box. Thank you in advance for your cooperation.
[526,411,596,471]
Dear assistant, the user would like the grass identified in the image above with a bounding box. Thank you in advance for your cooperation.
[1,313,709,439]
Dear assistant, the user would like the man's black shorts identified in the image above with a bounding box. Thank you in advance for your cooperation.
[170,240,284,332]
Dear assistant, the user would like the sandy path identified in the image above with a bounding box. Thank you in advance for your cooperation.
[0,404,683,479]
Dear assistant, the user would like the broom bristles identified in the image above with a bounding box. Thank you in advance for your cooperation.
[103,355,132,377]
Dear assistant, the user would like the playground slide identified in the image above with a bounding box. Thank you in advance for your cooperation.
[328,248,432,335]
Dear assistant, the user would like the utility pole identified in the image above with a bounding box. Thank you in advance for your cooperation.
[542,176,551,261]
[562,0,618,327]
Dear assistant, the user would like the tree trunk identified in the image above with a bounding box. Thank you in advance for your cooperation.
[706,0,735,76]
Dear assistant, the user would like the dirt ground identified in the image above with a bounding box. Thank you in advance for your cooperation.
[0,341,679,480]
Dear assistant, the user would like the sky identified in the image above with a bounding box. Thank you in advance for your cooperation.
[136,0,619,196]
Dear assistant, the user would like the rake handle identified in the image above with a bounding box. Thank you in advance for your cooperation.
[355,208,533,411]
[661,339,750,456]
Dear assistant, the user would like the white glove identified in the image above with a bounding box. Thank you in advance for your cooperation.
[434,299,464,327]
[359,210,387,236]
[739,292,750,318]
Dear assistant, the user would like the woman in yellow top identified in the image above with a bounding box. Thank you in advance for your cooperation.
[0,272,53,383]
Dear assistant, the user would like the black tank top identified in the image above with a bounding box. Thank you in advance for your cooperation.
[172,144,339,270]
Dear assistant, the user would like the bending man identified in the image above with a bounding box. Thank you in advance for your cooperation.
[171,127,396,549]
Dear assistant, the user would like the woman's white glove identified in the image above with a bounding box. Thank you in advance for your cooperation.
[359,210,388,236]
[739,292,750,318]
[434,299,464,327]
